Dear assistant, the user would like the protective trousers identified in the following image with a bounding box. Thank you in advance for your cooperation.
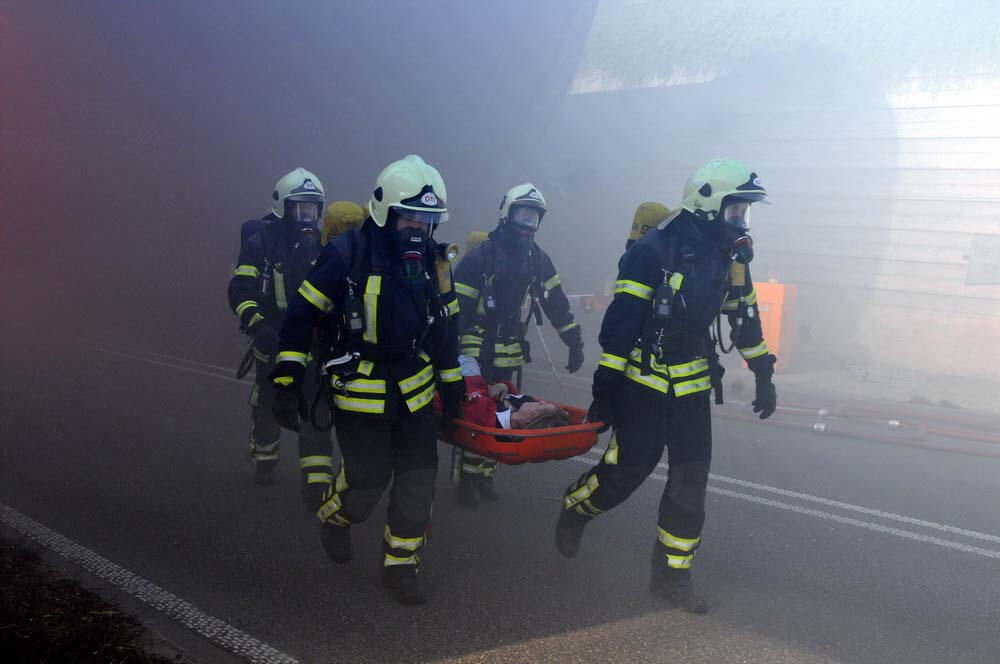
[454,365,514,482]
[317,405,438,567]
[562,378,712,574]
[249,359,334,484]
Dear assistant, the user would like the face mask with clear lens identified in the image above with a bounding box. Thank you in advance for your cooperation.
[510,206,541,230]
[289,200,321,224]
[722,201,751,231]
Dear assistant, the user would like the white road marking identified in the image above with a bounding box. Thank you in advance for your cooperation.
[570,456,1000,560]
[0,504,298,664]
[582,449,1000,545]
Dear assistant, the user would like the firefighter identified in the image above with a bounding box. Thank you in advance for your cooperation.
[227,167,335,510]
[554,159,778,614]
[450,184,584,507]
[270,155,464,606]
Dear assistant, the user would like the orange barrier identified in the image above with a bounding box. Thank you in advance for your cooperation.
[754,281,796,369]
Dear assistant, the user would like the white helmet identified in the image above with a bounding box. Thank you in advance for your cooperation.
[272,167,326,220]
[679,159,766,230]
[368,154,448,228]
[499,183,546,230]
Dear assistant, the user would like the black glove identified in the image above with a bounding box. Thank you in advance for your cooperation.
[567,341,584,374]
[752,372,777,419]
[587,365,622,433]
[251,322,280,357]
[273,384,307,432]
[438,379,467,427]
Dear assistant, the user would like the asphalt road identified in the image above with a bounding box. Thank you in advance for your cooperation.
[1,338,998,663]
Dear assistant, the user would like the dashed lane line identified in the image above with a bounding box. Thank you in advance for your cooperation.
[570,456,1000,560]
[0,503,299,664]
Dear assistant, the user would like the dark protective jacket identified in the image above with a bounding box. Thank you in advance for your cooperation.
[597,210,771,398]
[273,222,462,418]
[227,214,322,333]
[452,232,579,371]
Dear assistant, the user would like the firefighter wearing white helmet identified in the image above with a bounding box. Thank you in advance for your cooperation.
[270,155,463,606]
[451,183,583,508]
[227,167,335,509]
[555,158,777,615]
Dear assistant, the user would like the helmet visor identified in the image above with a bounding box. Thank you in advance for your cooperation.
[509,205,541,231]
[393,207,447,226]
[287,200,322,226]
[722,201,752,231]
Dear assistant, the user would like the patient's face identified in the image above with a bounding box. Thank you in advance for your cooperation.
[509,400,562,429]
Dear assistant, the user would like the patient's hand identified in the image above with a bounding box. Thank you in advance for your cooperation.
[488,383,509,401]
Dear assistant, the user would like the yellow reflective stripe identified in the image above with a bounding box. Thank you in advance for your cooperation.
[564,473,600,509]
[668,358,709,379]
[399,364,434,393]
[494,356,523,368]
[335,464,348,493]
[460,334,483,346]
[658,527,701,552]
[625,364,670,393]
[418,351,431,362]
[384,525,425,551]
[340,377,386,394]
[233,265,260,278]
[384,553,418,566]
[447,298,460,316]
[614,279,654,301]
[306,472,333,485]
[273,376,294,387]
[274,268,287,311]
[494,342,521,354]
[603,434,619,465]
[332,394,386,414]
[247,312,265,329]
[277,351,308,365]
[742,289,758,306]
[253,347,271,363]
[666,554,694,569]
[740,341,769,359]
[438,367,463,383]
[405,384,436,412]
[668,272,684,291]
[673,375,712,397]
[544,274,561,291]
[235,300,258,316]
[558,321,579,334]
[721,298,739,312]
[298,280,334,313]
[362,276,382,344]
[599,352,627,372]
[317,493,343,522]
[463,347,481,358]
[299,455,334,469]
[358,360,374,376]
[454,282,480,299]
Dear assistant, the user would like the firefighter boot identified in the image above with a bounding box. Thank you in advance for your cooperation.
[477,475,500,502]
[320,523,353,564]
[457,474,481,509]
[555,508,590,559]
[382,565,428,606]
[650,565,708,614]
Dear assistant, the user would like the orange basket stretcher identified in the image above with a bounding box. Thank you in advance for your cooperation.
[440,403,604,464]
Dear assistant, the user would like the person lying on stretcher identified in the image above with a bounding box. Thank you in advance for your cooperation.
[435,356,570,430]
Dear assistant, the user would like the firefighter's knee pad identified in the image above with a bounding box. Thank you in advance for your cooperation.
[666,460,710,516]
